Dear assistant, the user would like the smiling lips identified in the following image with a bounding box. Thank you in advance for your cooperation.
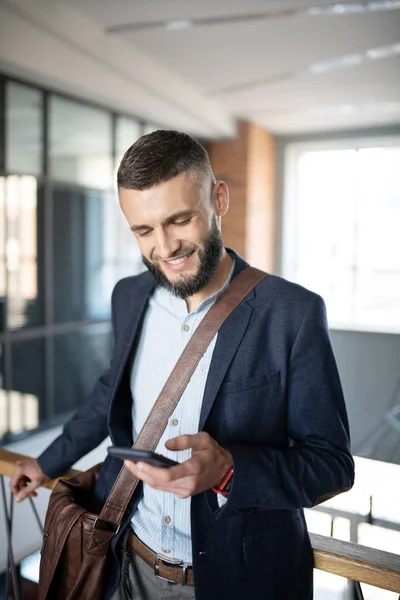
[163,250,195,270]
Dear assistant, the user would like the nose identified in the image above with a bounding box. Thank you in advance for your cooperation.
[153,228,181,261]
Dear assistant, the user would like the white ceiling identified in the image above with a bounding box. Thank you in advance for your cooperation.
[63,0,400,134]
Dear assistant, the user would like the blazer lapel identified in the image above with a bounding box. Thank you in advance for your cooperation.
[199,299,254,431]
[199,251,256,430]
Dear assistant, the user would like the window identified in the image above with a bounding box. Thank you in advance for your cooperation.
[49,96,113,189]
[5,82,43,176]
[52,186,110,323]
[52,185,141,324]
[11,338,45,432]
[0,175,44,330]
[0,73,149,444]
[53,325,112,415]
[0,346,5,439]
[283,138,400,333]
[143,123,159,136]
[115,116,141,169]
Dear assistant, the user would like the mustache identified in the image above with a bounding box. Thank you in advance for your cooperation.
[141,215,223,299]
[152,246,197,262]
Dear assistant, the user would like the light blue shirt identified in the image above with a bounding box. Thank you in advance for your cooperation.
[130,261,234,563]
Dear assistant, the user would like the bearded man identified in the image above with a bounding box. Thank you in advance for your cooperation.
[11,130,354,600]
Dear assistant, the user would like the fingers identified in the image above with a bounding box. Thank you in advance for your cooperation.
[165,432,211,452]
[9,462,24,495]
[124,460,186,486]
[15,479,40,503]
[9,466,31,497]
[123,432,218,499]
[9,461,41,502]
[124,460,195,497]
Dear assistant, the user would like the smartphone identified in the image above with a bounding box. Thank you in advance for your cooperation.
[107,446,179,468]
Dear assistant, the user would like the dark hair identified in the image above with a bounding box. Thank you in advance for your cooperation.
[117,129,215,190]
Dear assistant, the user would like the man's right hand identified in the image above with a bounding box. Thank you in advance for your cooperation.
[9,458,50,503]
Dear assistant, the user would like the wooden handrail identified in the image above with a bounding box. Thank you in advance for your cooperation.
[0,448,80,490]
[1,449,400,592]
[311,533,400,593]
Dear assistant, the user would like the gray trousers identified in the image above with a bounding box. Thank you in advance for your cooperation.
[110,533,196,600]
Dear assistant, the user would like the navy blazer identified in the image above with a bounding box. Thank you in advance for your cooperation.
[38,251,354,600]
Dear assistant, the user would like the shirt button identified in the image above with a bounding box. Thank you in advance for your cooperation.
[171,419,179,426]
[163,549,171,554]
[164,516,171,524]
[183,324,190,332]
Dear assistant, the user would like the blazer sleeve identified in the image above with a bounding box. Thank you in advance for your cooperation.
[37,281,122,479]
[223,294,355,514]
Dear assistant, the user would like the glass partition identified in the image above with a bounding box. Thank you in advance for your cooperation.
[5,81,43,176]
[49,96,113,189]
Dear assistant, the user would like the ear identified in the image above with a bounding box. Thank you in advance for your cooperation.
[214,181,229,218]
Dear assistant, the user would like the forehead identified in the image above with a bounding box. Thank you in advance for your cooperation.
[118,172,208,223]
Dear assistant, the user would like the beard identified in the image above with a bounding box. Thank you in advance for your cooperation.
[142,217,224,299]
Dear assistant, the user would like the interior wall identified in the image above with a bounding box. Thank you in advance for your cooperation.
[208,121,276,272]
[330,330,400,464]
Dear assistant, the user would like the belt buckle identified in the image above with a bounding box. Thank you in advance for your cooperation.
[154,554,189,585]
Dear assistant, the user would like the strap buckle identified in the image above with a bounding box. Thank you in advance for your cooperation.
[93,516,121,535]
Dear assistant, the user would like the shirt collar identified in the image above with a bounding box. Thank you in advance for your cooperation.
[156,259,236,318]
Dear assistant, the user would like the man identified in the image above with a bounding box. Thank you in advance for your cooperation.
[10,130,354,600]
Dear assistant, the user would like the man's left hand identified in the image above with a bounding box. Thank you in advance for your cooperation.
[123,432,233,499]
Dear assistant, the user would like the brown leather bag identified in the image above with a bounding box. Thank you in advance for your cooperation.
[38,267,266,600]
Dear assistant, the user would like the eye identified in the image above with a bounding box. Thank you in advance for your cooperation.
[137,230,152,238]
[174,217,192,226]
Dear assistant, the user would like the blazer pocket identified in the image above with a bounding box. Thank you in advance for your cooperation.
[243,511,300,566]
[243,529,279,566]
[219,371,281,395]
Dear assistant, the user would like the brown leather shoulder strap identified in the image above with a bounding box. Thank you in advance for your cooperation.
[98,266,267,526]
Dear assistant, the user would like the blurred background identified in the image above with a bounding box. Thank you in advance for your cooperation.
[0,1,399,599]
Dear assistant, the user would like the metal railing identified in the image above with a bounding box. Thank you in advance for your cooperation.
[1,474,43,600]
[1,448,400,599]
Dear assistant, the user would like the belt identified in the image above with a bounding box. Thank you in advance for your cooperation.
[128,532,194,586]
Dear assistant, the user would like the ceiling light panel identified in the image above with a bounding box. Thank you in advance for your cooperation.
[166,20,193,31]
[106,0,400,34]
[309,53,364,74]
[308,43,400,76]
[303,0,400,17]
[210,40,400,95]
[366,43,400,59]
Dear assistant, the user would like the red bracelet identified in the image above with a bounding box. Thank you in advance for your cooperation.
[212,466,234,496]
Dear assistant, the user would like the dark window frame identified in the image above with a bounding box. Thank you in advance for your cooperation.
[0,71,149,445]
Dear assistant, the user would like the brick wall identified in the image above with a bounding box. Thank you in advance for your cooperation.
[207,121,276,272]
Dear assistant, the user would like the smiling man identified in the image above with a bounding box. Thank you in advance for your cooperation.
[118,144,232,313]
[10,130,354,600]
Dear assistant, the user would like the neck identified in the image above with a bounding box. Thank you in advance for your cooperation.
[185,249,234,313]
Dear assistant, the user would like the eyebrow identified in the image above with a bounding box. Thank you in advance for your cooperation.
[130,210,197,233]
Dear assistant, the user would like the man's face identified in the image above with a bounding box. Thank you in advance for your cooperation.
[119,172,225,299]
